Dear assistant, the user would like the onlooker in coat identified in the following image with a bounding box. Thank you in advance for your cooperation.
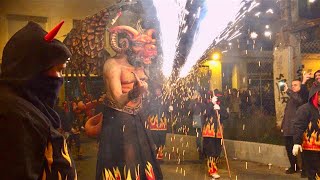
[281,80,305,175]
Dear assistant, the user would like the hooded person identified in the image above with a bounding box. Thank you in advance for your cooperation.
[300,70,320,103]
[0,21,77,179]
[202,89,229,179]
[292,83,320,179]
[313,70,320,85]
[146,83,168,160]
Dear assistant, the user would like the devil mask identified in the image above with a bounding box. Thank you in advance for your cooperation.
[109,25,157,65]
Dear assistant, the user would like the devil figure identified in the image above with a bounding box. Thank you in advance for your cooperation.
[202,90,229,179]
[93,25,163,180]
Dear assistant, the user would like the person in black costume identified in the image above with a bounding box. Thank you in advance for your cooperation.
[280,80,305,175]
[293,83,320,180]
[202,90,229,179]
[0,21,77,179]
[147,86,168,160]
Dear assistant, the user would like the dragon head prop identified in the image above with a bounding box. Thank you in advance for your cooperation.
[109,26,157,65]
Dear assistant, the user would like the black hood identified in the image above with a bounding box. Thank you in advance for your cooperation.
[1,21,71,81]
[308,83,320,110]
[0,21,70,129]
[308,82,320,102]
[314,69,320,78]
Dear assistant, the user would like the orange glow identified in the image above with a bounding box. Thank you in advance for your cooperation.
[211,52,221,60]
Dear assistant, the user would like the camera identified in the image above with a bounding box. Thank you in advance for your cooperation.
[278,80,286,91]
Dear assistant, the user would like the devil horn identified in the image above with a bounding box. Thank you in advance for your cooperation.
[44,20,64,41]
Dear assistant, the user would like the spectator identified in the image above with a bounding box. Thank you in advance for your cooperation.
[301,70,320,103]
[189,92,205,157]
[281,80,305,176]
[227,89,240,139]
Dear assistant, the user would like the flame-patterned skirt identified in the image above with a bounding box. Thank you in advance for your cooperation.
[96,107,163,180]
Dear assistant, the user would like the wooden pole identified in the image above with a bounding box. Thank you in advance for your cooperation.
[215,109,231,179]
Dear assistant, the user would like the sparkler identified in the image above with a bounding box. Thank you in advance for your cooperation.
[179,0,242,78]
[152,0,188,78]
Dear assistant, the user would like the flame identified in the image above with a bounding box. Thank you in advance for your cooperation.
[61,139,72,167]
[316,173,320,180]
[103,168,115,180]
[75,169,78,180]
[145,162,155,180]
[148,115,167,130]
[44,141,53,172]
[42,169,46,180]
[102,163,157,180]
[113,167,121,180]
[135,164,140,180]
[156,146,164,160]
[216,125,223,138]
[302,130,320,151]
[125,169,132,180]
[58,171,62,180]
[317,119,320,129]
[207,157,218,175]
[202,123,215,137]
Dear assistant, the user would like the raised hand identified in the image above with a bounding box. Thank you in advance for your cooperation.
[132,72,148,95]
[302,72,312,84]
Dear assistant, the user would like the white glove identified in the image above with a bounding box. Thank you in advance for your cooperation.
[211,96,218,104]
[292,144,302,156]
[214,104,220,110]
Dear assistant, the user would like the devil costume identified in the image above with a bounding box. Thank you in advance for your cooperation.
[202,92,229,177]
[293,83,320,179]
[95,26,162,180]
[0,21,77,179]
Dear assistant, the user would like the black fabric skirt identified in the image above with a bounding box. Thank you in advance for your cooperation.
[203,137,222,158]
[150,130,166,148]
[96,106,163,180]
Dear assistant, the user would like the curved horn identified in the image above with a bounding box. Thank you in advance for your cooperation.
[110,32,123,53]
[109,26,139,53]
[109,25,139,38]
[44,20,64,41]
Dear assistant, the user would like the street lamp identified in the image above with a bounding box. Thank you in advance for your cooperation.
[211,52,221,60]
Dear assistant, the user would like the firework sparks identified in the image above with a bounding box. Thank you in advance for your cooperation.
[179,0,242,78]
[152,0,188,78]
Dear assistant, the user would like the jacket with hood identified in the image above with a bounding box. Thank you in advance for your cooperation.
[0,22,77,179]
[293,83,320,151]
